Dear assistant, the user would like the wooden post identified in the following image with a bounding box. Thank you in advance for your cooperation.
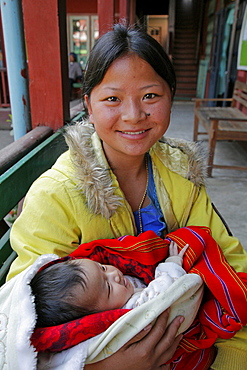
[119,0,136,26]
[22,0,69,130]
[119,0,129,24]
[98,0,115,36]
[129,0,136,25]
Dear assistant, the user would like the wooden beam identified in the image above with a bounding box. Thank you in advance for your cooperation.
[22,0,69,130]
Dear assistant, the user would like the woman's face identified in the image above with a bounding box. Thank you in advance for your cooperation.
[85,54,172,162]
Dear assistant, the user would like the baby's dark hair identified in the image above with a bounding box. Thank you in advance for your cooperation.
[30,259,96,327]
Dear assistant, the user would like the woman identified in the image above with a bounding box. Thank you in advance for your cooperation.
[8,23,247,369]
[69,52,83,99]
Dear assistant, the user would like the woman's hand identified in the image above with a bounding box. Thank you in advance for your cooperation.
[85,308,184,370]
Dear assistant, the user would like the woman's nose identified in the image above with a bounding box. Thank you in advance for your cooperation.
[121,100,146,123]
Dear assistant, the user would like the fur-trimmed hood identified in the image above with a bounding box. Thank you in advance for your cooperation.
[159,136,207,187]
[63,120,207,219]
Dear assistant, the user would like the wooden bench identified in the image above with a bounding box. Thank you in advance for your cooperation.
[0,127,68,286]
[193,80,247,176]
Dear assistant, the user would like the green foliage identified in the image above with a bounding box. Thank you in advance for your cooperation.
[6,114,12,123]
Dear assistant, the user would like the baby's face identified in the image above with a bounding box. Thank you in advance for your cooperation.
[75,259,134,311]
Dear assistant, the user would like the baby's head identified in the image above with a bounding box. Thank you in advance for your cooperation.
[30,258,134,327]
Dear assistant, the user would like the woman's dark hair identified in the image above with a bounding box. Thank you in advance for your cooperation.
[83,23,176,100]
[30,259,96,327]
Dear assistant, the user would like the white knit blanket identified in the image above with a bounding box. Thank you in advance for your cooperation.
[0,255,203,369]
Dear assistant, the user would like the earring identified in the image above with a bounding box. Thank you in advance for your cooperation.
[146,113,150,117]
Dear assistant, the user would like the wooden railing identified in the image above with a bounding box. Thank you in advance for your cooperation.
[0,127,68,285]
[0,67,10,108]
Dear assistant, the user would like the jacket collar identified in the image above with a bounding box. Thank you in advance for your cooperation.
[64,121,207,219]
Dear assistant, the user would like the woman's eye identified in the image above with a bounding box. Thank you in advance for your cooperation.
[106,96,118,102]
[143,93,156,100]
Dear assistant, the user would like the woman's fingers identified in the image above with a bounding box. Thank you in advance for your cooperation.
[123,309,171,349]
[125,309,184,367]
[124,322,153,346]
[97,309,184,370]
[150,312,184,363]
[141,309,182,346]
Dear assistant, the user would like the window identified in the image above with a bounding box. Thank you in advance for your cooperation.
[68,15,99,69]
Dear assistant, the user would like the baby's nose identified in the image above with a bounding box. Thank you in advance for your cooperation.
[114,273,121,283]
[107,266,123,284]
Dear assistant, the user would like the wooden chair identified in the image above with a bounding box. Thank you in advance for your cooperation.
[193,80,247,176]
[72,82,82,100]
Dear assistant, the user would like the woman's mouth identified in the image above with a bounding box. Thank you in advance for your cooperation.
[118,129,150,138]
[121,130,146,135]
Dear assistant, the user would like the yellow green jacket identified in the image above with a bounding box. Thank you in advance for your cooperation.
[8,122,247,369]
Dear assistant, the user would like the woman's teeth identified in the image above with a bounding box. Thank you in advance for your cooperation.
[122,130,146,135]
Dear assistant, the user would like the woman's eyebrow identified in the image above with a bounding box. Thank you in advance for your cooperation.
[101,86,121,91]
[141,84,160,89]
[102,83,161,91]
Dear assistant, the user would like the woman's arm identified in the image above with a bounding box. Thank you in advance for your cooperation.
[186,186,247,271]
[85,310,184,370]
[8,175,82,280]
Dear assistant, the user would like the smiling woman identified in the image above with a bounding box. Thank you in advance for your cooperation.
[85,54,172,166]
[8,23,247,370]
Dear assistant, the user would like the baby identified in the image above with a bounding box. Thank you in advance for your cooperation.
[30,242,188,327]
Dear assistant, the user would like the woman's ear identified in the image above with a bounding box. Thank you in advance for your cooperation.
[84,95,94,123]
